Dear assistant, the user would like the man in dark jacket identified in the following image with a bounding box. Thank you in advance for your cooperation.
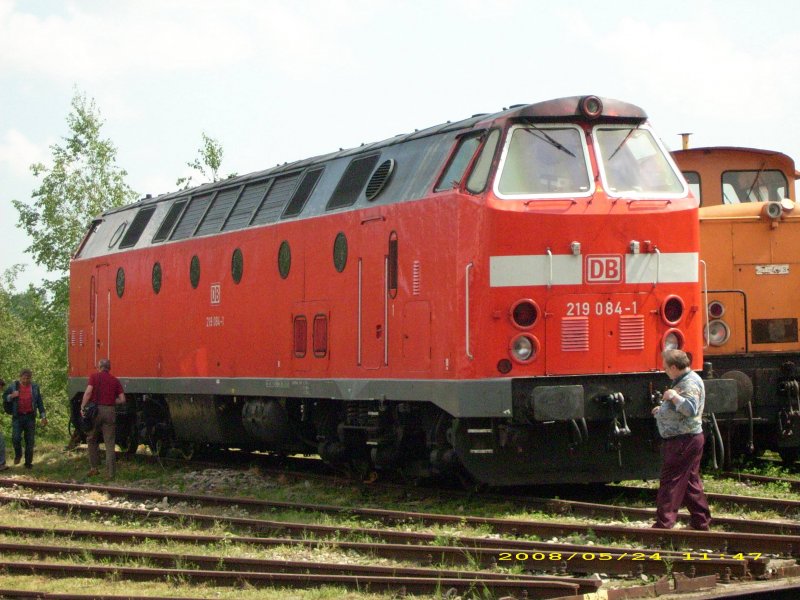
[2,369,48,469]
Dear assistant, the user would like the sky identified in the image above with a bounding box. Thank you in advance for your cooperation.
[2,0,799,289]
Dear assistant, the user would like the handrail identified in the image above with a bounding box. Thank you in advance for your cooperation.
[700,260,709,349]
[384,256,389,366]
[357,259,362,366]
[546,248,553,288]
[653,248,661,285]
[466,263,474,360]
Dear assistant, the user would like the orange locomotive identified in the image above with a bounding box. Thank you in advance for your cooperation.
[673,145,800,463]
[67,96,735,484]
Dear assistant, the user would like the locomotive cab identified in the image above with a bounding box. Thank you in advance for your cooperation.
[673,145,800,463]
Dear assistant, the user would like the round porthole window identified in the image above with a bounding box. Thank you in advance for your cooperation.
[278,241,291,279]
[190,255,201,289]
[115,267,125,298]
[232,248,244,284]
[333,233,348,273]
[152,262,162,294]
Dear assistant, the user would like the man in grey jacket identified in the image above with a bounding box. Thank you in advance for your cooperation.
[651,349,711,530]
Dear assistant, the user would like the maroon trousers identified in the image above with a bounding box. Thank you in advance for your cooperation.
[653,433,711,530]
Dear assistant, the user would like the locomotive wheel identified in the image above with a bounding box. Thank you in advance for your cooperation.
[148,429,172,458]
[116,424,139,456]
[779,448,799,465]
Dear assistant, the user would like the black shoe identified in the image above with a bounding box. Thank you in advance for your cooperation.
[0,464,8,472]
[24,463,32,469]
[13,456,21,465]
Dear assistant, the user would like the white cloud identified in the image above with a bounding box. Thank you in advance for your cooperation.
[588,16,800,124]
[0,129,48,175]
[0,0,375,82]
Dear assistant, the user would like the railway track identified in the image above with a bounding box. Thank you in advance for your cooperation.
[0,522,765,579]
[2,475,799,599]
[0,478,791,563]
[0,555,593,599]
[3,475,800,540]
[718,471,800,493]
[609,484,800,516]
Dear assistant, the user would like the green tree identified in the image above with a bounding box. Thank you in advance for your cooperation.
[13,90,138,274]
[8,90,137,435]
[176,132,237,189]
[0,281,67,438]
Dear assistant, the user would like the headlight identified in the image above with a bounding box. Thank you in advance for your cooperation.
[707,320,731,346]
[510,299,539,329]
[662,329,684,350]
[509,334,539,364]
[661,295,684,325]
[708,300,725,319]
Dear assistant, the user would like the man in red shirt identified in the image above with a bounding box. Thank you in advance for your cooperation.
[81,358,125,478]
[2,369,48,469]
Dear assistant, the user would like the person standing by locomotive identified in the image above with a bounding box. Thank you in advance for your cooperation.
[2,369,48,469]
[81,358,125,478]
[0,378,7,471]
[651,349,711,530]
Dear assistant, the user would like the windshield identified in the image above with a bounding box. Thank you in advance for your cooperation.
[721,170,788,203]
[495,125,592,198]
[595,126,685,197]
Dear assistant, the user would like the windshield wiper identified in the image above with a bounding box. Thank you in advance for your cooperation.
[523,124,576,158]
[745,161,767,201]
[608,124,640,161]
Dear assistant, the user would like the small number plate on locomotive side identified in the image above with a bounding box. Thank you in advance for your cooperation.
[755,264,789,275]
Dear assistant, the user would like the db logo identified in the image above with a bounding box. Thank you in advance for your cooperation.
[586,255,623,283]
[210,283,221,305]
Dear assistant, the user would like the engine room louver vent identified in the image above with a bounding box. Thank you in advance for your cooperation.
[252,173,301,225]
[195,187,240,236]
[327,154,381,210]
[561,317,589,352]
[223,181,269,231]
[152,199,187,243]
[170,194,213,241]
[119,206,156,249]
[365,159,395,201]
[619,315,645,350]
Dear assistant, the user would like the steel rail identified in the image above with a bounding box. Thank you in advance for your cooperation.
[0,560,585,598]
[719,471,800,493]
[0,541,592,587]
[0,493,786,564]
[611,484,800,515]
[0,524,760,579]
[0,592,210,600]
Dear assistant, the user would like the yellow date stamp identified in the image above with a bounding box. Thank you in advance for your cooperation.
[498,552,762,562]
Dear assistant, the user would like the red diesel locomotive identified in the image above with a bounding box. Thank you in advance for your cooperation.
[67,96,736,485]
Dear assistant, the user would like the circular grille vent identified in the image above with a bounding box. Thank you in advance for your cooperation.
[231,248,244,284]
[152,262,162,294]
[190,255,201,289]
[365,159,395,201]
[278,241,291,279]
[115,268,125,298]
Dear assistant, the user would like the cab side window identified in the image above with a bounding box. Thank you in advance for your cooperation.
[434,133,482,192]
